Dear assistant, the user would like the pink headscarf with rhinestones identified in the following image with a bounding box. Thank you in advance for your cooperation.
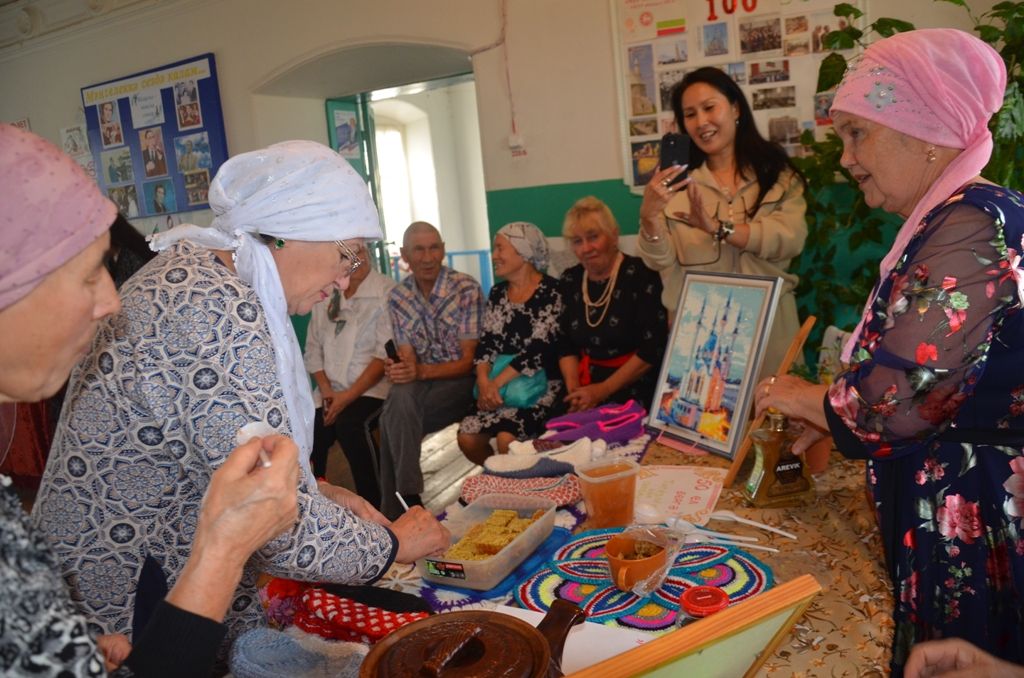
[830,29,1006,361]
[0,123,116,310]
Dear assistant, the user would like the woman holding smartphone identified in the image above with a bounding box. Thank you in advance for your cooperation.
[637,66,808,380]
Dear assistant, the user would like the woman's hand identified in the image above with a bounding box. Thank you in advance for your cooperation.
[904,638,1024,678]
[564,382,608,412]
[195,435,300,567]
[166,435,301,624]
[391,506,452,563]
[671,182,716,235]
[791,422,828,457]
[753,374,829,431]
[96,634,132,673]
[477,378,504,411]
[640,165,689,232]
[323,389,354,425]
[317,480,390,525]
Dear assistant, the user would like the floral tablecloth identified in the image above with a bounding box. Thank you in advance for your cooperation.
[373,439,895,677]
[643,441,894,677]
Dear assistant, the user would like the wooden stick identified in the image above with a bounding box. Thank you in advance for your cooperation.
[723,315,816,487]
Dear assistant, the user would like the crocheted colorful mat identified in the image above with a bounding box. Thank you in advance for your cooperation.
[513,528,773,633]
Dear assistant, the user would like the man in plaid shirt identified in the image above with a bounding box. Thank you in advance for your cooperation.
[378,222,484,519]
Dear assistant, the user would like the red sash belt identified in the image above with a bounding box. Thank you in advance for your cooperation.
[578,351,634,386]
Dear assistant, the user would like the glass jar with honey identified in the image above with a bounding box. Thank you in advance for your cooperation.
[743,411,814,508]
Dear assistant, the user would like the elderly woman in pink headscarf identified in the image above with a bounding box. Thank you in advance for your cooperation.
[753,29,1023,671]
[0,123,301,675]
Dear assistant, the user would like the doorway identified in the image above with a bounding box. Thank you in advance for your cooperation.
[368,74,492,292]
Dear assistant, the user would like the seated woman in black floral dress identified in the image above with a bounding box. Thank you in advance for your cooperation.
[558,197,669,413]
[457,222,565,464]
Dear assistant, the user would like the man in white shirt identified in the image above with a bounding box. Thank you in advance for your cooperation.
[304,243,396,508]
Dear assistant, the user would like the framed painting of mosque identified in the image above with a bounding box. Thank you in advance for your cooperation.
[648,272,781,459]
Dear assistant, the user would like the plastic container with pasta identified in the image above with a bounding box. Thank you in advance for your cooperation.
[417,493,556,591]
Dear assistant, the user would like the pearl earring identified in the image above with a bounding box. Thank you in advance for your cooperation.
[926,146,937,163]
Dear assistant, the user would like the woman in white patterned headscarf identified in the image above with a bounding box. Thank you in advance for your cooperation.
[457,222,566,464]
[1,122,301,676]
[34,140,450,657]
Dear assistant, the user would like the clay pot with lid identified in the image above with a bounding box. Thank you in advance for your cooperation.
[360,599,586,678]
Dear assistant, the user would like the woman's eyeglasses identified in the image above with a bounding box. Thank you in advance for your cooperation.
[334,239,363,275]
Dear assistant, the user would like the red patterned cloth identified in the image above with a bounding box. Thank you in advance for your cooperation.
[460,472,582,507]
[0,401,55,488]
[298,589,428,644]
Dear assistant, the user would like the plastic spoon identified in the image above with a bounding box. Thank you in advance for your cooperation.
[708,509,798,540]
[665,516,759,543]
[682,534,779,553]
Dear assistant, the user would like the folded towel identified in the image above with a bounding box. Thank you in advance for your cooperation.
[300,589,429,644]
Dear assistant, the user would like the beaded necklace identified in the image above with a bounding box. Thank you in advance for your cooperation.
[582,252,623,328]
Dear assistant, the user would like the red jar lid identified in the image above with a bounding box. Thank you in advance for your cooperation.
[679,586,729,618]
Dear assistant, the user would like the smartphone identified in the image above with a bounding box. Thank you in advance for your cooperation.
[384,339,401,363]
[659,132,692,185]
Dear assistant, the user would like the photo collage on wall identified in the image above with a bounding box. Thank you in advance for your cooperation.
[82,53,227,217]
[615,0,855,189]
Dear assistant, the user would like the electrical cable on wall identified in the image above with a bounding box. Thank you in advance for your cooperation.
[470,0,520,142]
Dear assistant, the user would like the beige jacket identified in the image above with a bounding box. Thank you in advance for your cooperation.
[637,165,807,378]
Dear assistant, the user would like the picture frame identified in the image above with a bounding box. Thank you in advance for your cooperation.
[82,53,228,216]
[648,272,781,460]
[567,574,821,677]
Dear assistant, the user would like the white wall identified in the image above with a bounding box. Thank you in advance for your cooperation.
[449,82,489,250]
[1,0,992,197]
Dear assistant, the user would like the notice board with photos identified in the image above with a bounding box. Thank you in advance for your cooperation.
[611,0,860,191]
[81,53,228,217]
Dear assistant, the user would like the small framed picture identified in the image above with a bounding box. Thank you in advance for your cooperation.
[648,272,781,459]
[98,101,124,148]
[143,179,177,215]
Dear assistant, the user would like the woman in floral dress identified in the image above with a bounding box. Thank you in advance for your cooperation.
[754,30,1023,673]
[457,222,565,464]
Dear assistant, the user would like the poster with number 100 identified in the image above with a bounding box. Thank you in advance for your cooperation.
[613,0,856,191]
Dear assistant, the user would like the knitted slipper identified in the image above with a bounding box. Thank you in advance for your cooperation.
[545,400,644,429]
[230,627,366,678]
[509,438,565,455]
[484,456,575,479]
[547,412,645,445]
[484,438,593,476]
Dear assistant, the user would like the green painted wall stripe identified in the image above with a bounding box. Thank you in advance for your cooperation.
[486,179,643,239]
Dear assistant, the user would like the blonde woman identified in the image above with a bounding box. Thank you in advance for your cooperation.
[558,197,668,413]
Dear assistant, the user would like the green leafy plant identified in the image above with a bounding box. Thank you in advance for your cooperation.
[791,0,1024,367]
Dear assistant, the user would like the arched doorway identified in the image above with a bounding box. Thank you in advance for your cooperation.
[253,42,490,276]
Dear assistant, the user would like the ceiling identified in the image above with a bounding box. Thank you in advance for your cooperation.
[255,43,473,99]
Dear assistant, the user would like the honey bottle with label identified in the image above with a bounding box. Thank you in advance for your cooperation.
[743,411,814,508]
